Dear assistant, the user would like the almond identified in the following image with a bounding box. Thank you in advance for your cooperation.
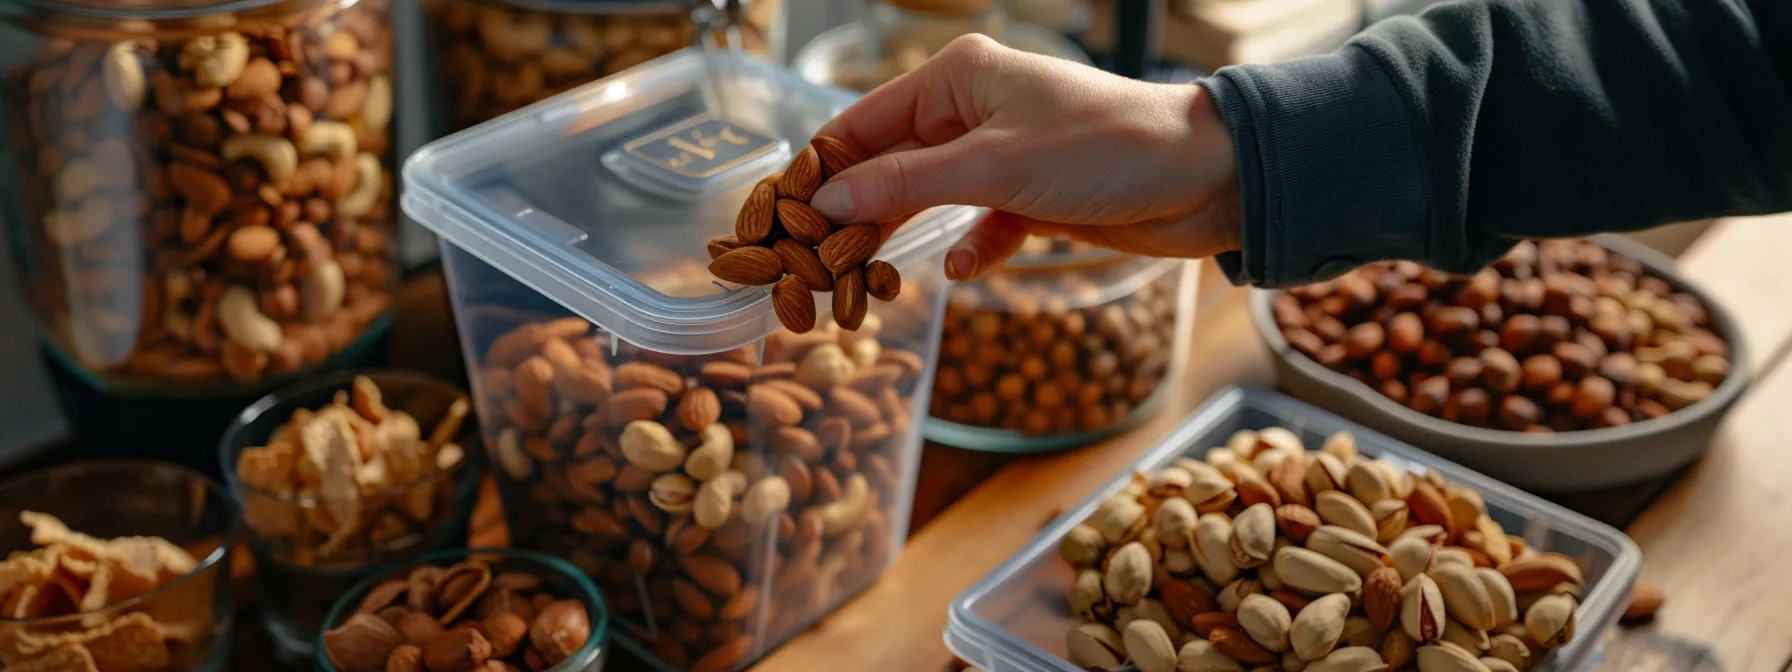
[1267,456,1310,508]
[770,426,822,462]
[699,361,753,386]
[735,180,776,243]
[1406,480,1454,532]
[679,555,743,596]
[1621,582,1663,624]
[777,146,822,201]
[676,387,720,432]
[1191,612,1239,639]
[773,275,817,333]
[811,135,861,177]
[707,235,745,259]
[1498,553,1583,592]
[596,388,668,426]
[1363,566,1403,631]
[1210,626,1279,666]
[818,224,879,273]
[1160,580,1216,631]
[774,239,833,290]
[833,267,868,330]
[762,379,824,410]
[747,384,804,425]
[864,260,901,301]
[1274,504,1321,543]
[709,246,784,286]
[614,362,685,395]
[777,199,833,245]
[827,387,881,426]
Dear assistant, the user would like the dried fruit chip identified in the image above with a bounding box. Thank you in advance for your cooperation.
[83,612,169,672]
[3,643,100,672]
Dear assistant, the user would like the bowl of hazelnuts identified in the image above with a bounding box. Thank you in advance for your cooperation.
[1250,236,1750,492]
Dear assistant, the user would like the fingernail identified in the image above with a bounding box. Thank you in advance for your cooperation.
[945,248,977,280]
[811,182,854,221]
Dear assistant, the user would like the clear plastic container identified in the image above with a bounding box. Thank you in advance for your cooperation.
[404,49,973,672]
[0,0,399,390]
[926,242,1197,452]
[423,0,782,133]
[945,387,1641,672]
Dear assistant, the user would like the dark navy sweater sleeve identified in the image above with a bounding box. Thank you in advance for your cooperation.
[1201,0,1792,288]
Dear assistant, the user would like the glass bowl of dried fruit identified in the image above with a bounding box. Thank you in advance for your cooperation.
[316,547,608,672]
[0,460,239,671]
[219,370,484,664]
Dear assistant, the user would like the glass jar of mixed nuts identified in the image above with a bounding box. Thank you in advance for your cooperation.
[423,0,782,132]
[926,239,1198,452]
[0,0,399,392]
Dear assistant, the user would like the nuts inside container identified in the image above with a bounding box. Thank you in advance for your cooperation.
[929,243,1186,439]
[1058,427,1584,671]
[1,3,397,384]
[1273,239,1732,432]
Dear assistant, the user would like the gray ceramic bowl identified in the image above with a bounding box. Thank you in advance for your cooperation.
[1249,235,1751,492]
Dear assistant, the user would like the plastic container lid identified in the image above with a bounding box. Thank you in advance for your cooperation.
[403,49,978,354]
[946,387,1640,672]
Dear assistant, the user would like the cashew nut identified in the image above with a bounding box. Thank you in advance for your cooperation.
[816,473,871,535]
[693,470,748,529]
[101,42,145,111]
[683,423,734,481]
[334,153,382,218]
[301,258,346,320]
[478,9,552,62]
[742,476,792,526]
[495,428,533,480]
[620,420,686,471]
[55,159,102,204]
[361,75,393,133]
[221,135,298,183]
[301,121,357,160]
[43,199,113,246]
[178,32,249,88]
[217,285,283,353]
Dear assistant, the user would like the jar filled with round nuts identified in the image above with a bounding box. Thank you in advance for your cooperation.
[0,0,399,389]
[423,0,782,132]
[927,241,1196,452]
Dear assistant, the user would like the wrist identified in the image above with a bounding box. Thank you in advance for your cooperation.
[1188,84,1242,254]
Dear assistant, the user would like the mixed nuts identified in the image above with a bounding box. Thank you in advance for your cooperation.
[0,513,212,671]
[712,135,900,333]
[1058,427,1585,671]
[931,248,1183,436]
[1,3,396,384]
[1274,239,1731,431]
[322,556,593,672]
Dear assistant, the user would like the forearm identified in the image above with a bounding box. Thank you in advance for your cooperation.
[1205,0,1792,288]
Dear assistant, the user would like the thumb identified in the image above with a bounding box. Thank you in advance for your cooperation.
[809,138,1007,224]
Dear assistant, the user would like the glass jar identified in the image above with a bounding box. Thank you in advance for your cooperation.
[791,8,1087,93]
[0,0,400,391]
[926,239,1198,452]
[423,0,782,133]
[405,51,975,671]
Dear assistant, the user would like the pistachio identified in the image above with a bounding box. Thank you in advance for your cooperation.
[1344,462,1394,505]
[1285,650,1312,672]
[1415,643,1491,672]
[1474,568,1519,629]
[1442,485,1487,540]
[1381,629,1417,669]
[1378,461,1415,499]
[1441,617,1489,654]
[1480,657,1520,672]
[1178,638,1246,672]
[1254,427,1303,456]
[1237,594,1293,653]
[1229,503,1276,568]
[1485,634,1530,669]
[1157,497,1199,549]
[1185,463,1240,513]
[1106,541,1154,605]
[1124,620,1179,672]
[1305,453,1349,496]
[1226,429,1260,454]
[1149,467,1194,499]
[1390,535,1436,582]
[1341,617,1381,649]
[1434,547,1475,569]
[1314,491,1378,540]
[1398,524,1450,546]
[1217,578,1261,613]
[1070,568,1107,619]
[1523,595,1575,648]
[1257,553,1285,591]
[1430,564,1497,631]
[1306,646,1389,672]
[1305,526,1390,577]
[1067,622,1127,669]
[1321,431,1359,464]
[1061,524,1107,566]
[1192,513,1242,585]
[1371,499,1409,542]
[1402,573,1447,643]
[1165,548,1195,574]
[1274,547,1361,595]
[1133,598,1185,640]
[1466,516,1514,566]
[647,473,695,514]
[1290,592,1349,660]
[1090,494,1148,545]
[1498,554,1583,593]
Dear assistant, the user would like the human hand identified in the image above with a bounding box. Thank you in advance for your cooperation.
[812,34,1240,280]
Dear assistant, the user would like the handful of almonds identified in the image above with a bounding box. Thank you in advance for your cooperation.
[1059,428,1584,672]
[709,136,902,333]
[322,557,592,672]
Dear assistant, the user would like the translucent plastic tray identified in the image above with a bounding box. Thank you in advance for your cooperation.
[945,387,1640,672]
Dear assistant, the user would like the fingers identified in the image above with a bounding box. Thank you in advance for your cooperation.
[944,210,1032,281]
[810,136,1007,224]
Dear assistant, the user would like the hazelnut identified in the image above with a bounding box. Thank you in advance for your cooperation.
[1284,328,1324,356]
[1388,313,1424,353]
[397,610,447,647]
[1344,322,1385,359]
[1445,357,1483,386]
[1429,306,1479,337]
[1409,377,1449,415]
[1570,376,1616,419]
[483,612,529,658]
[423,628,491,672]
[323,614,403,672]
[1498,395,1541,428]
[1522,354,1562,390]
[387,644,424,672]
[1499,314,1540,353]
[530,600,592,664]
[1479,348,1521,394]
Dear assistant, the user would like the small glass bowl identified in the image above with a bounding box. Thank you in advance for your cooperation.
[0,460,239,671]
[219,369,483,665]
[316,548,609,672]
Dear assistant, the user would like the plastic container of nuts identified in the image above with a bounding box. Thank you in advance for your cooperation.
[404,49,973,671]
[422,0,783,133]
[926,240,1198,452]
[945,387,1641,672]
[1250,235,1750,492]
